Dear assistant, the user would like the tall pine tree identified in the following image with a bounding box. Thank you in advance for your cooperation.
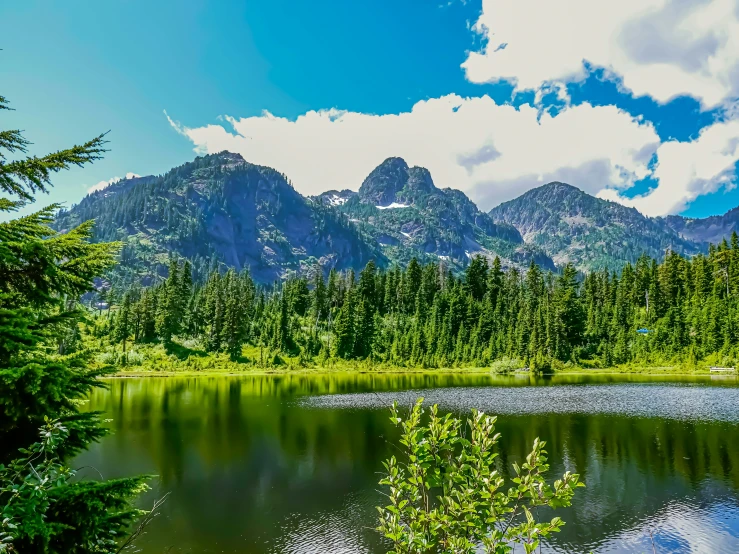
[0,93,148,552]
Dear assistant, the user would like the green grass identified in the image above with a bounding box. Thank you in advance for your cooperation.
[82,314,728,378]
[86,335,719,378]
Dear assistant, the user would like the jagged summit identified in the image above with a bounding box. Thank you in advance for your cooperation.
[405,166,436,195]
[358,157,411,205]
[358,158,440,207]
[317,158,544,270]
[211,150,246,161]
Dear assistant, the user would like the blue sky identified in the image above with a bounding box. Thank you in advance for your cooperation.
[3,0,739,219]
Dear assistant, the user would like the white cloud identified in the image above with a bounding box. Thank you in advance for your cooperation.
[462,0,739,109]
[162,0,739,218]
[87,172,140,194]
[166,96,661,211]
[599,118,739,216]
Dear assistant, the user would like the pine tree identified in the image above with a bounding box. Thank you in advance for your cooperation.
[221,269,247,360]
[554,264,584,360]
[204,271,224,352]
[487,256,504,311]
[139,288,157,342]
[113,290,133,358]
[275,285,291,352]
[333,287,356,358]
[404,258,422,313]
[179,259,193,331]
[464,255,488,301]
[327,267,340,310]
[310,266,327,322]
[0,93,147,552]
[165,259,183,339]
[155,281,171,341]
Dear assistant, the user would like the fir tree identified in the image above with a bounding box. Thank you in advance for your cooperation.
[275,284,291,352]
[113,290,133,358]
[333,287,356,358]
[221,269,247,360]
[204,271,224,352]
[0,93,147,552]
[310,265,327,322]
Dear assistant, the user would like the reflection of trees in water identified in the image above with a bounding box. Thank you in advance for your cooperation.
[81,377,739,553]
[493,415,739,551]
[84,377,399,553]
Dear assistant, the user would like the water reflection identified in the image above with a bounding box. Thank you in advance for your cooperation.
[76,374,739,553]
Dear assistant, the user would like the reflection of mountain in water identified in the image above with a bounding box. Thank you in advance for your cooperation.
[76,376,739,553]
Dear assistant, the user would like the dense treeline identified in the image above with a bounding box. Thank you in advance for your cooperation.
[102,234,739,369]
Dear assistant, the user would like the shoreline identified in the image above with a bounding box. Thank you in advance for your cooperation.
[107,366,725,378]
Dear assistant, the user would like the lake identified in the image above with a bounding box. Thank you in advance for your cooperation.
[77,373,739,553]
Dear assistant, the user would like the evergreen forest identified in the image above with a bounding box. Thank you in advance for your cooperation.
[100,237,739,372]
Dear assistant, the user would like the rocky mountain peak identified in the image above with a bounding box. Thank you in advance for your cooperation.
[405,166,436,195]
[528,181,585,199]
[358,157,410,206]
[211,150,246,164]
[490,179,700,271]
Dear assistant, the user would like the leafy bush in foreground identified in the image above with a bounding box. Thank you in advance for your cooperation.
[377,399,583,553]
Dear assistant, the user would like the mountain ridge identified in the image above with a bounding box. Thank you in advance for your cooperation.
[55,150,739,283]
[661,207,739,245]
[314,157,553,271]
[489,180,702,271]
[54,151,382,284]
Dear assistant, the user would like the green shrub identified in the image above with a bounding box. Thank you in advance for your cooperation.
[377,399,583,554]
[124,350,144,366]
[489,357,524,373]
[96,350,119,365]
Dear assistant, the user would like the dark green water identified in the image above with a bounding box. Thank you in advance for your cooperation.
[77,373,739,553]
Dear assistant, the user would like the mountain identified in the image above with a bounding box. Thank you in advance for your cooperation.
[662,208,739,246]
[57,151,739,284]
[57,153,550,285]
[54,152,381,283]
[489,182,702,271]
[315,158,555,270]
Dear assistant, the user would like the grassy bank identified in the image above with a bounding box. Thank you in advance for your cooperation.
[91,339,723,378]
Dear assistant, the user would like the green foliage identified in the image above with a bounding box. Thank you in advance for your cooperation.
[0,420,148,554]
[0,92,147,552]
[489,357,524,373]
[0,419,73,553]
[376,399,583,553]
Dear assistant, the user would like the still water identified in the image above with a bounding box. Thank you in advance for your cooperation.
[77,373,739,553]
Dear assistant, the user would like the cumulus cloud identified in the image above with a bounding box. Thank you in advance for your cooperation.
[167,96,662,210]
[161,0,739,217]
[87,172,140,194]
[462,0,739,109]
[599,118,739,215]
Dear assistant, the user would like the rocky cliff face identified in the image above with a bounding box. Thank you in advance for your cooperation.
[662,208,739,246]
[54,152,381,283]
